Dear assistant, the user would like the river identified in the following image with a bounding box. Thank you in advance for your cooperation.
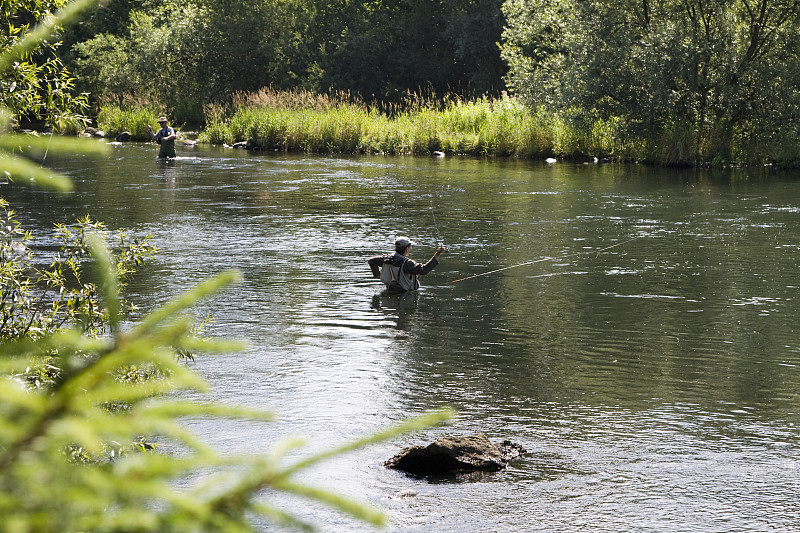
[8,143,800,531]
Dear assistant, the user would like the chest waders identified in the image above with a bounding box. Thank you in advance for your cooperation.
[158,128,176,158]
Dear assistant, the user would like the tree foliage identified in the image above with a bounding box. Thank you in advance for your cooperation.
[316,0,507,101]
[67,0,507,113]
[0,0,107,189]
[0,205,156,343]
[0,0,92,131]
[502,0,800,163]
[70,0,318,119]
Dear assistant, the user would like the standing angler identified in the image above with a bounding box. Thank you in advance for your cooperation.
[369,237,446,293]
[147,116,177,159]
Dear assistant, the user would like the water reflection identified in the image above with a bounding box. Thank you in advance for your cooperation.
[157,161,178,190]
[371,291,420,331]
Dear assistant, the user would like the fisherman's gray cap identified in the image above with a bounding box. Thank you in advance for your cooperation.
[395,236,416,248]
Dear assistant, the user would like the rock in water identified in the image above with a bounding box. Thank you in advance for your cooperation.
[384,434,526,475]
[390,490,419,500]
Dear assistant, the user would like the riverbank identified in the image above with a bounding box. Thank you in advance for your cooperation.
[93,89,800,167]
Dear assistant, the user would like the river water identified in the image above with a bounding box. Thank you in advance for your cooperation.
[9,143,800,531]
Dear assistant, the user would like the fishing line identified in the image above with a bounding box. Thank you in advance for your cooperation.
[451,256,554,283]
[41,129,55,165]
[591,233,649,255]
[450,232,651,283]
[430,205,445,247]
[426,186,447,248]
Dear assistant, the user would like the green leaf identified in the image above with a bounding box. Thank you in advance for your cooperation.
[272,480,387,527]
[131,270,243,336]
[284,407,456,475]
[86,233,121,330]
[138,400,275,422]
[0,134,109,156]
[0,0,105,73]
[250,503,315,532]
[0,151,73,192]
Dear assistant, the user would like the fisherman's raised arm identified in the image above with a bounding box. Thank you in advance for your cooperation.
[403,246,446,275]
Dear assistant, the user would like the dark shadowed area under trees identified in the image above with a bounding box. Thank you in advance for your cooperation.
[63,0,507,116]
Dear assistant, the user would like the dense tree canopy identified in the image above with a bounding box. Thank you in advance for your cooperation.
[317,0,506,100]
[66,0,506,114]
[502,0,800,162]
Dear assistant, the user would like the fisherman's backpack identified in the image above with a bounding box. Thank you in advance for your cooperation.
[380,256,409,293]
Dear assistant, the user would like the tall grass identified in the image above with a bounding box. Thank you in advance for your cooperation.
[100,88,800,167]
[97,105,161,141]
[198,91,588,158]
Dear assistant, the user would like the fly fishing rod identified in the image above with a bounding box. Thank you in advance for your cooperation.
[428,186,448,249]
[430,205,445,248]
[450,233,650,283]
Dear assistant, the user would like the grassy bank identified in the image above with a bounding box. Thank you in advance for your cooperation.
[96,89,800,167]
[198,90,617,159]
[96,105,162,141]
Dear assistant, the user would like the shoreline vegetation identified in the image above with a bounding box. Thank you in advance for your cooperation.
[95,89,800,168]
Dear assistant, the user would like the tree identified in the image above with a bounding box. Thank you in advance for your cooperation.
[71,0,319,113]
[68,0,508,114]
[501,0,800,163]
[0,0,105,189]
[318,0,507,101]
[0,0,91,131]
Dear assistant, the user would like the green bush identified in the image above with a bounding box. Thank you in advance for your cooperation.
[0,206,156,343]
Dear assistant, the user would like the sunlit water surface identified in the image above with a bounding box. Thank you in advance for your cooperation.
[10,143,800,531]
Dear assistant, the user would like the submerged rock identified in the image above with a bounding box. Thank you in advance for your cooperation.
[390,490,419,500]
[232,139,259,150]
[384,434,526,475]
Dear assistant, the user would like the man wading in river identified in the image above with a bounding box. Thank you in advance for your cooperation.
[369,237,446,293]
[147,116,177,159]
